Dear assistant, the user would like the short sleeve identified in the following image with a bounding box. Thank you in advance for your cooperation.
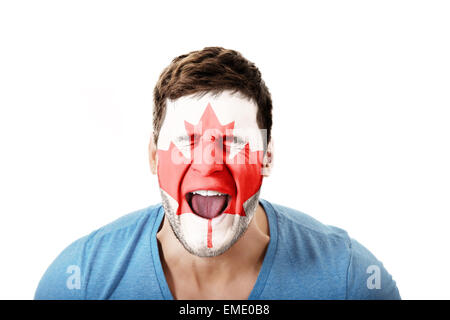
[346,238,401,300]
[34,236,88,300]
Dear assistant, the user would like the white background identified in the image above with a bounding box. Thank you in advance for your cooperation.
[0,0,449,299]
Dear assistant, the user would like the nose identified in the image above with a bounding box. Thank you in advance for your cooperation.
[190,134,224,176]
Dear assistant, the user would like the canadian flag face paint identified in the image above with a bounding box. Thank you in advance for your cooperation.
[157,91,266,257]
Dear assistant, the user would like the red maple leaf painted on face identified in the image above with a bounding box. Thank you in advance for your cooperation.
[157,103,264,217]
[184,103,235,166]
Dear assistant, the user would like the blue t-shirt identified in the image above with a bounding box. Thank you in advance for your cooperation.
[34,199,400,300]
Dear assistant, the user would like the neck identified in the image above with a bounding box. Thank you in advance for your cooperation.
[156,203,270,287]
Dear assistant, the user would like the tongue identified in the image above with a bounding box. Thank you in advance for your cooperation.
[191,194,228,219]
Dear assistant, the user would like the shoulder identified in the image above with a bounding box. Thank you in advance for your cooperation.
[261,200,401,300]
[34,204,162,300]
[266,200,350,240]
[263,200,352,256]
[84,204,161,246]
[263,200,352,284]
[346,238,401,299]
[67,203,161,258]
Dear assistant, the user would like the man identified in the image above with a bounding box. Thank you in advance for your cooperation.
[35,47,400,299]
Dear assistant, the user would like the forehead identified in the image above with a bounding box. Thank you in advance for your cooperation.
[158,90,260,149]
[166,90,258,127]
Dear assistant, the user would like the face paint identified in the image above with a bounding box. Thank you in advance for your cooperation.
[156,91,266,257]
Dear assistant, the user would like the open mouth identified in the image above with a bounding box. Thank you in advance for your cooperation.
[186,190,230,219]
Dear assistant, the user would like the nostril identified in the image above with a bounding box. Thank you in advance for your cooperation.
[191,162,224,176]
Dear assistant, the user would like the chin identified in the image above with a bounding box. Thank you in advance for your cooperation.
[160,188,260,257]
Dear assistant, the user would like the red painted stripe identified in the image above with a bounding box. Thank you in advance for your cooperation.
[207,219,213,248]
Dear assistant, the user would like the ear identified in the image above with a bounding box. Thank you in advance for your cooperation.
[261,139,274,177]
[148,133,158,175]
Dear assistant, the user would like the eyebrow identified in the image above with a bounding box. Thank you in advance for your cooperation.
[174,134,247,145]
[174,135,192,143]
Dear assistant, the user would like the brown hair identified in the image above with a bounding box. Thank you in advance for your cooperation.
[153,46,273,145]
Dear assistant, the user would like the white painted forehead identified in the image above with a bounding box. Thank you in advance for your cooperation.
[158,90,262,150]
[167,90,258,126]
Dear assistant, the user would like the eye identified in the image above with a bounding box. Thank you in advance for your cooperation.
[176,134,200,150]
[223,135,246,151]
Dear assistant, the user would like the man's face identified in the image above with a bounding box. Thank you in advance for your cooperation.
[156,91,266,257]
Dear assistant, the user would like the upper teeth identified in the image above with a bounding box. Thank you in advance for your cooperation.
[192,190,227,196]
